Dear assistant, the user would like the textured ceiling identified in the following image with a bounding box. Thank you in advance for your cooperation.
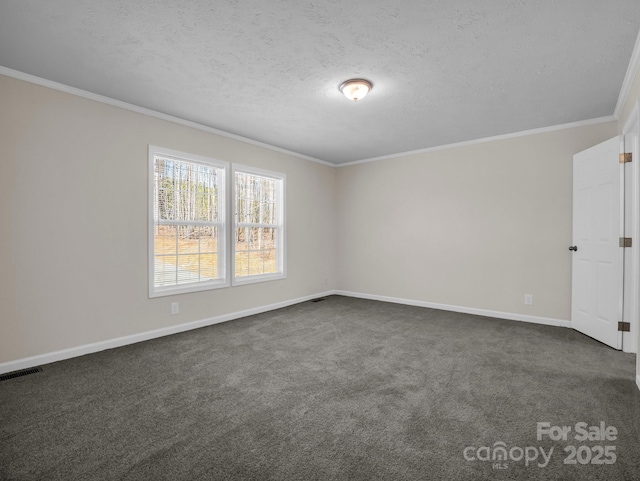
[1,1,639,164]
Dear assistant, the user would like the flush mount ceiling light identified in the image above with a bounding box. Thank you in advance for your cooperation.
[339,78,372,102]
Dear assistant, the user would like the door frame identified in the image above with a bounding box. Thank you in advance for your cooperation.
[622,100,640,354]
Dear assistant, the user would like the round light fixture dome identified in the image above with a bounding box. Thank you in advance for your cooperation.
[339,78,372,102]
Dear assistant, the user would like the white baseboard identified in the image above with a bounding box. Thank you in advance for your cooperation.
[637,374,640,392]
[334,290,572,328]
[0,291,334,375]
[0,289,573,375]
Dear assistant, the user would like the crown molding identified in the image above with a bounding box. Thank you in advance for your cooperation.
[0,66,335,167]
[614,27,640,120]
[337,115,617,167]
[2,53,635,169]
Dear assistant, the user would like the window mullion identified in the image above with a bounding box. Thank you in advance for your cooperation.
[157,219,223,227]
[237,222,276,229]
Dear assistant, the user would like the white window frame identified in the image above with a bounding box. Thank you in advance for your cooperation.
[232,164,286,286]
[148,145,230,298]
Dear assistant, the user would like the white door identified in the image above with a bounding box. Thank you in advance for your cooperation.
[571,136,624,349]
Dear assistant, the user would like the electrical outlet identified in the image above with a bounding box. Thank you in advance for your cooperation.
[524,294,534,306]
[171,302,179,315]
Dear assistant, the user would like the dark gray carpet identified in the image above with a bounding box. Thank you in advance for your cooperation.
[1,295,639,480]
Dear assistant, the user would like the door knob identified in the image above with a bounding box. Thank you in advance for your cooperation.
[569,246,578,251]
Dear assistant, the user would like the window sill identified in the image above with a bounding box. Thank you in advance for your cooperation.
[232,273,286,287]
[149,280,230,298]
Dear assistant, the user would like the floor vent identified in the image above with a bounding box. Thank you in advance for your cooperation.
[310,297,326,303]
[0,366,43,382]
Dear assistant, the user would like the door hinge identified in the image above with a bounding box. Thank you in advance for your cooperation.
[619,237,632,248]
[620,152,632,163]
[618,321,631,332]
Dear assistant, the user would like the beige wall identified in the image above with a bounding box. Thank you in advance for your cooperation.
[335,122,618,321]
[0,75,337,364]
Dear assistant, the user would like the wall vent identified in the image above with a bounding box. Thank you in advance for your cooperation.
[0,366,43,382]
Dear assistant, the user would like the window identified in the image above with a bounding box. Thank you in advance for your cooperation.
[232,165,286,285]
[148,148,285,295]
[149,146,229,297]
